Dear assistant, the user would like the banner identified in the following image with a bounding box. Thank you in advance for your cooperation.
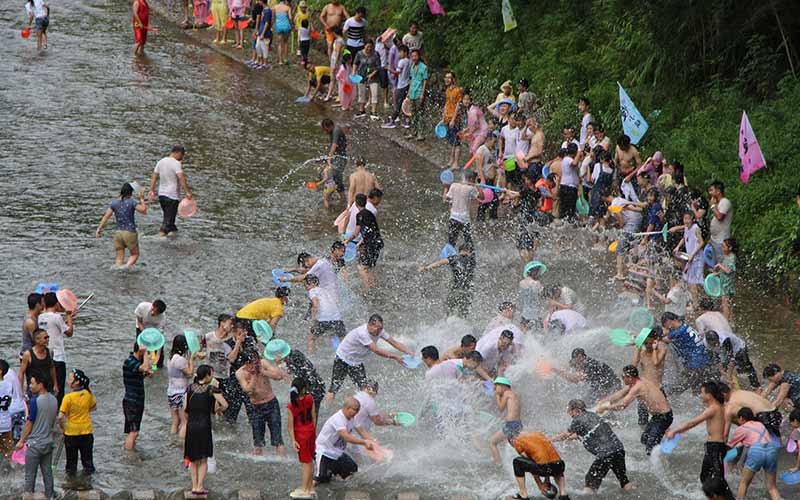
[502,0,517,32]
[617,82,649,145]
[738,111,766,183]
[427,0,446,16]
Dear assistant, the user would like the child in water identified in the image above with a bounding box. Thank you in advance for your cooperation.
[287,378,316,499]
[714,238,737,320]
[320,163,336,209]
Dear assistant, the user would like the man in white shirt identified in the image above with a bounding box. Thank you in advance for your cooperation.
[134,299,166,367]
[37,292,74,407]
[352,380,398,442]
[2,363,27,441]
[445,170,483,249]
[287,243,346,295]
[315,397,374,483]
[476,329,515,378]
[498,115,521,186]
[325,314,413,403]
[707,181,733,262]
[0,359,15,458]
[422,346,492,382]
[304,274,345,354]
[558,143,585,221]
[547,309,588,334]
[342,7,367,55]
[148,145,192,236]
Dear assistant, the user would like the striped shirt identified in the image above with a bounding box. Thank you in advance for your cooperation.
[123,354,145,407]
[343,17,366,48]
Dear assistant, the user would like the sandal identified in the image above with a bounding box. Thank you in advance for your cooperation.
[511,495,529,500]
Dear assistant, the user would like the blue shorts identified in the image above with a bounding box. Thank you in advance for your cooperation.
[744,443,777,474]
[35,16,49,31]
[246,398,283,448]
[446,125,462,147]
[503,420,523,440]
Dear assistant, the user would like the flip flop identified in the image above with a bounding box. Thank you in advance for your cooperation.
[511,495,529,500]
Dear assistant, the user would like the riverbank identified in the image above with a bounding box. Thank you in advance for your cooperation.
[146,1,452,169]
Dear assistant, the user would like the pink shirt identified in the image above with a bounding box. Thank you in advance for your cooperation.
[728,420,770,448]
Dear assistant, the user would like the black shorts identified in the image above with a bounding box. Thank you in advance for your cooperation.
[311,320,346,338]
[359,242,382,268]
[378,68,389,89]
[315,452,357,483]
[641,410,673,453]
[513,456,565,478]
[123,400,144,433]
[586,450,629,490]
[516,221,539,251]
[310,75,332,87]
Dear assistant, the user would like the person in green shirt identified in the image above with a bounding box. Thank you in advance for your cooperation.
[406,48,428,142]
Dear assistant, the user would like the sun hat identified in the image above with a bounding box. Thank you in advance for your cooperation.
[494,377,512,387]
[264,339,291,361]
[500,80,512,91]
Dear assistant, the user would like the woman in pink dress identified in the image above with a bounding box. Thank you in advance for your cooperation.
[459,92,488,155]
[336,52,354,111]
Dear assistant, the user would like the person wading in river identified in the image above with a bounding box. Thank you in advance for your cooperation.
[236,353,287,457]
[148,145,193,237]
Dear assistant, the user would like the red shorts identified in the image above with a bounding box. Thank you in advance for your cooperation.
[134,27,147,45]
[295,431,316,463]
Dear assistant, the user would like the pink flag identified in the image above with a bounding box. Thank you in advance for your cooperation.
[427,0,446,16]
[739,111,766,184]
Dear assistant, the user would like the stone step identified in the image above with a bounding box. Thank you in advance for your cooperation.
[131,491,157,500]
[22,494,46,500]
[397,494,420,500]
[185,492,208,499]
[238,490,261,500]
[343,491,370,500]
[77,491,101,500]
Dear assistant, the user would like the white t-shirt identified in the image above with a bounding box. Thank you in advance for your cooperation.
[205,331,232,380]
[37,312,68,363]
[560,156,579,187]
[401,32,423,50]
[353,391,379,431]
[167,354,190,395]
[336,324,389,367]
[709,197,733,243]
[447,183,478,223]
[560,139,580,149]
[308,258,339,293]
[549,309,587,334]
[425,359,463,381]
[346,201,377,243]
[0,379,13,433]
[309,286,341,322]
[580,113,594,144]
[25,0,47,18]
[620,179,640,203]
[500,125,519,160]
[4,369,26,414]
[476,327,520,373]
[665,285,689,317]
[343,17,366,48]
[298,26,311,42]
[316,410,353,459]
[518,279,544,321]
[154,157,183,200]
[135,302,165,330]
[591,162,613,183]
[476,144,495,177]
[695,311,734,337]
[611,197,642,233]
[516,127,531,156]
[396,58,411,89]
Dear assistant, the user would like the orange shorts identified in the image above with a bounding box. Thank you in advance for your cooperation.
[325,28,334,44]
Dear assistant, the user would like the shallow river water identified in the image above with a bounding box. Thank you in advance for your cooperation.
[1,1,799,499]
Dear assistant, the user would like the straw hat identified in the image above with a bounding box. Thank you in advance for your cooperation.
[500,80,513,91]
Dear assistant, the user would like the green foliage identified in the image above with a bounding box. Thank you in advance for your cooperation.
[314,0,800,276]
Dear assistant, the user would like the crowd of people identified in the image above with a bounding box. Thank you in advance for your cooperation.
[10,1,800,500]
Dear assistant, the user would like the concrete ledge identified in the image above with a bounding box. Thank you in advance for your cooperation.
[131,491,157,500]
[184,492,207,499]
[397,494,420,500]
[448,496,477,500]
[237,490,261,500]
[22,494,46,500]
[343,491,371,500]
[77,491,102,500]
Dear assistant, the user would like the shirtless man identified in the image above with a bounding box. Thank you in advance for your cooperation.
[236,354,287,456]
[719,383,781,441]
[489,377,521,464]
[347,158,381,206]
[613,134,642,178]
[597,365,673,455]
[665,381,727,485]
[524,117,545,166]
[318,0,349,56]
[441,334,477,360]
[632,327,667,425]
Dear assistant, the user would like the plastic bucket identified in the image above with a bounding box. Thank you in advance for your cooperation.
[178,198,197,218]
[56,289,78,312]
